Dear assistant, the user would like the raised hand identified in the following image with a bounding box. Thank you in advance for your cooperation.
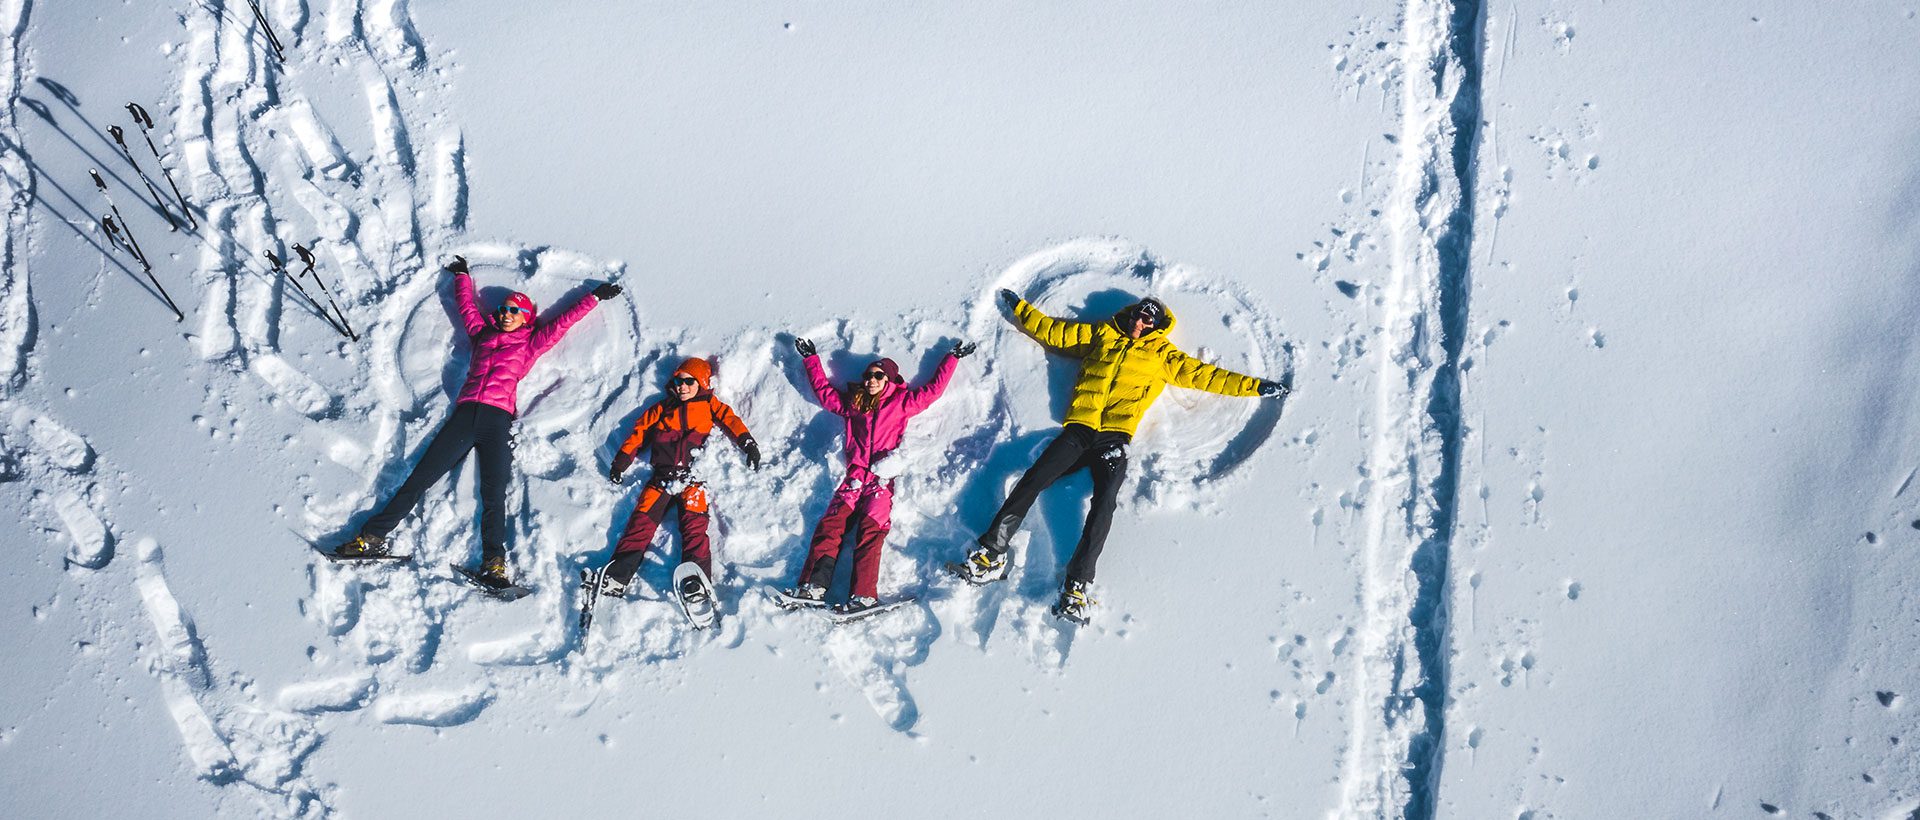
[592,282,623,300]
[1257,380,1288,398]
[446,255,469,274]
[998,288,1020,309]
[794,337,816,357]
[951,340,977,359]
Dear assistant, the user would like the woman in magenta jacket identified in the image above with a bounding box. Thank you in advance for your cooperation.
[332,256,619,587]
[781,337,972,614]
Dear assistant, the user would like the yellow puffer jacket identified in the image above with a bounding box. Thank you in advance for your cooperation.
[1010,298,1261,435]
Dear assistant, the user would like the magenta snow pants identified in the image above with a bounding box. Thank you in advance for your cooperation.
[799,477,893,598]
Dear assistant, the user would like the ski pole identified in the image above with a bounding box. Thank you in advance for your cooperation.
[292,243,357,341]
[106,124,179,232]
[267,250,350,338]
[245,0,286,62]
[101,213,184,322]
[126,102,197,230]
[91,170,149,269]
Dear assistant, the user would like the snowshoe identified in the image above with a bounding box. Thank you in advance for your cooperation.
[317,535,408,563]
[578,566,605,637]
[1050,580,1094,625]
[947,545,1009,585]
[452,560,533,601]
[773,583,829,610]
[824,595,916,625]
[672,562,719,630]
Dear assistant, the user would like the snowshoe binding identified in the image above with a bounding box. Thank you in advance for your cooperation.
[947,545,1009,585]
[316,534,409,563]
[1050,580,1094,625]
[774,583,829,610]
[672,562,719,630]
[452,556,532,601]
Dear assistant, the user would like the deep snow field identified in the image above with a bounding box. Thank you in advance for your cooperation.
[1,1,1918,818]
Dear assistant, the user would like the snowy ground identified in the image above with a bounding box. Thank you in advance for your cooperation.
[0,1,1917,818]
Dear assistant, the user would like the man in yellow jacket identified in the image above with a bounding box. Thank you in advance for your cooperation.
[954,290,1288,623]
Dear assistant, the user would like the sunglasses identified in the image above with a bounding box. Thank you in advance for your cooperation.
[863,371,889,382]
[670,376,700,387]
[495,305,529,316]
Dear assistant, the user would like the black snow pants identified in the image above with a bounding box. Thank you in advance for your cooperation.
[977,423,1130,584]
[360,401,515,560]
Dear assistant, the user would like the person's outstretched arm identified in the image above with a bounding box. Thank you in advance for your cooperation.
[1161,345,1266,397]
[447,257,487,337]
[797,339,849,417]
[531,282,620,355]
[1002,290,1094,357]
[900,341,972,416]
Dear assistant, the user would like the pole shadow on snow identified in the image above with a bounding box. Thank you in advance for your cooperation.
[27,81,197,234]
[191,0,290,64]
[0,133,171,310]
[13,80,343,328]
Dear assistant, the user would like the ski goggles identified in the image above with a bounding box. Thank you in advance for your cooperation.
[670,376,700,387]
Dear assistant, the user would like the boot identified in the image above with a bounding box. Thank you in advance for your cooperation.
[475,554,511,588]
[955,544,1009,584]
[333,534,388,558]
[833,595,881,616]
[1051,579,1094,625]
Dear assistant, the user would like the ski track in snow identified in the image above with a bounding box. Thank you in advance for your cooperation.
[1337,0,1482,817]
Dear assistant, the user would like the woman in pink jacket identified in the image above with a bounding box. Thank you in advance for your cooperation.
[779,337,972,615]
[332,256,620,588]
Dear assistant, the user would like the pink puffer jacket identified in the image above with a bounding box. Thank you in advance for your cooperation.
[804,353,958,481]
[451,273,600,415]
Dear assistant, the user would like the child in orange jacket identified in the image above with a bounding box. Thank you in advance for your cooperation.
[597,357,760,599]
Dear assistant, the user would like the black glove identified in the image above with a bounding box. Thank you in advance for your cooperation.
[794,337,816,357]
[998,288,1020,309]
[446,255,469,274]
[592,282,623,300]
[1257,380,1288,398]
[740,437,762,470]
[609,451,634,485]
[950,340,977,359]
